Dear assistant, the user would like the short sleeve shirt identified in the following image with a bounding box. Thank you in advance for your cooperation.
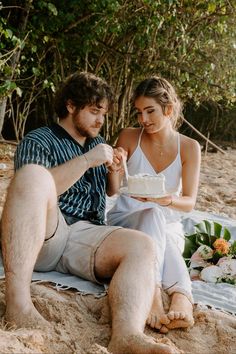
[14,124,108,225]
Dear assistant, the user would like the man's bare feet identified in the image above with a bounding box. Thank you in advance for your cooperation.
[108,333,177,354]
[5,301,49,329]
[146,285,170,331]
[164,292,194,330]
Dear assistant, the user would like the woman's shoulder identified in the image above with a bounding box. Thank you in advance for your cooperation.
[179,133,201,148]
[179,133,201,158]
[116,127,142,152]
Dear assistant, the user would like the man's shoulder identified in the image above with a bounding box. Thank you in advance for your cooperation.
[24,125,55,140]
[20,125,61,149]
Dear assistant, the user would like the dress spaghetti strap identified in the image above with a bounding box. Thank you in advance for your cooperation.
[177,132,180,154]
[137,128,144,147]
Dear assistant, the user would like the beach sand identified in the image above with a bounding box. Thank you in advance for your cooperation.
[0,144,235,354]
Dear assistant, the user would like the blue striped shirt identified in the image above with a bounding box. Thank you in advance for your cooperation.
[14,124,108,225]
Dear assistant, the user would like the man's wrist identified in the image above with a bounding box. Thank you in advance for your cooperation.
[82,154,90,169]
[107,166,124,174]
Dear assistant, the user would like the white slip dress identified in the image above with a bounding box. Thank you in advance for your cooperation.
[107,129,192,300]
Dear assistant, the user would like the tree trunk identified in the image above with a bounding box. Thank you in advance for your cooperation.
[0,97,7,139]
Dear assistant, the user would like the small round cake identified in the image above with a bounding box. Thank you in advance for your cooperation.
[127,173,166,196]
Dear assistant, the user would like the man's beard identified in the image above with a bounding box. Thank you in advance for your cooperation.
[72,115,102,138]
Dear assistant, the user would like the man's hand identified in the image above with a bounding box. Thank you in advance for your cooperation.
[107,147,128,174]
[84,144,114,168]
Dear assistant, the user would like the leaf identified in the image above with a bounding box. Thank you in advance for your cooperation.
[196,232,211,246]
[183,237,197,259]
[208,3,216,13]
[0,80,17,96]
[194,222,206,234]
[230,240,236,256]
[184,233,197,243]
[5,28,13,38]
[223,227,231,241]
[48,3,58,16]
[203,220,212,236]
[16,87,22,97]
[210,235,217,245]
[213,222,222,238]
[32,67,40,76]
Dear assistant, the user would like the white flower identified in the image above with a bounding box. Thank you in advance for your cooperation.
[197,245,214,260]
[218,258,236,276]
[190,250,208,268]
[200,265,224,283]
[190,268,201,280]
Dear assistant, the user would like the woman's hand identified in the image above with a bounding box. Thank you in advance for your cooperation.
[107,147,127,174]
[132,194,173,207]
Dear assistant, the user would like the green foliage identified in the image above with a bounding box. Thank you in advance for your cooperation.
[183,219,232,260]
[0,0,235,141]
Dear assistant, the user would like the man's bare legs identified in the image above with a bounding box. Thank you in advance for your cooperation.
[95,230,175,354]
[1,165,58,328]
[147,285,170,332]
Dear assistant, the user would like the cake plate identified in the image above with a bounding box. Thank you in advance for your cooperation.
[120,187,178,199]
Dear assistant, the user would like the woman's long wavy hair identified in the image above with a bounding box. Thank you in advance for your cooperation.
[132,76,183,129]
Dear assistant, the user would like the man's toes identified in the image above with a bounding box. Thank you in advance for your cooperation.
[150,315,157,328]
[147,314,161,329]
[160,325,169,334]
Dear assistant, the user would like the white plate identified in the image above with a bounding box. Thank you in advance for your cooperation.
[126,192,169,198]
[120,187,177,199]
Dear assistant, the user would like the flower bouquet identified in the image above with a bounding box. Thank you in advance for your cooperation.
[183,220,236,285]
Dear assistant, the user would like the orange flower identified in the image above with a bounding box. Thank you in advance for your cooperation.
[213,239,230,255]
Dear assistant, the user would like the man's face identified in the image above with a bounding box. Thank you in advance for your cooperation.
[72,100,108,138]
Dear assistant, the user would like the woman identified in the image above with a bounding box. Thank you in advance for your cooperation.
[107,76,201,333]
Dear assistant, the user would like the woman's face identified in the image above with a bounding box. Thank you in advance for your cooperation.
[135,96,171,134]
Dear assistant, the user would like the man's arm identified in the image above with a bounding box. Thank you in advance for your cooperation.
[106,129,137,196]
[50,143,114,196]
[15,138,114,197]
[106,147,126,196]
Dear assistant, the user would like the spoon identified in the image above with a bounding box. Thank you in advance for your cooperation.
[122,155,129,181]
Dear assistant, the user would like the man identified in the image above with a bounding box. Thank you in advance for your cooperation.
[1,72,174,354]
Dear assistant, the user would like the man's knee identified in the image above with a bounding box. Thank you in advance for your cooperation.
[115,228,156,260]
[132,231,156,257]
[11,164,56,198]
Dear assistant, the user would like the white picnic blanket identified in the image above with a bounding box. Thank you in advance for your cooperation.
[0,196,235,313]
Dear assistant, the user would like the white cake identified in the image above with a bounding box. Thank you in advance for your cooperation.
[127,173,166,196]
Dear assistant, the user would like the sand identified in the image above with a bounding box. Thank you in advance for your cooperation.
[0,143,235,354]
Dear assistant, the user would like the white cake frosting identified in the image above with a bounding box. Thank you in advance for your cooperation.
[127,173,166,196]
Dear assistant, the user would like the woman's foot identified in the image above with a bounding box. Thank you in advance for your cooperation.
[164,292,194,330]
[146,285,170,331]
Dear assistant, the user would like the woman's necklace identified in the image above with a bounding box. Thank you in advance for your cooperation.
[151,133,177,157]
